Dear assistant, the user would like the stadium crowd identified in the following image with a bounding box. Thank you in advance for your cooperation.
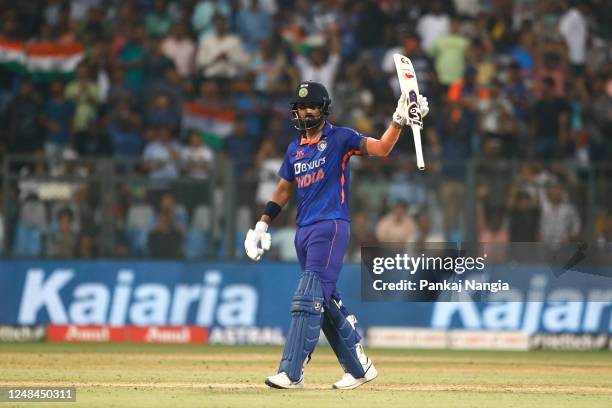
[0,0,611,259]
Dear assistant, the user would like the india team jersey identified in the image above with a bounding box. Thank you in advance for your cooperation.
[278,122,364,226]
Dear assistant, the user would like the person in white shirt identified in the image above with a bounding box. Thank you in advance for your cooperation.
[161,24,196,78]
[143,127,181,180]
[181,131,215,179]
[416,1,450,52]
[558,2,589,73]
[294,27,341,99]
[195,14,249,79]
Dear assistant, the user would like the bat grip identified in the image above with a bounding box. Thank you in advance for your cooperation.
[411,125,425,170]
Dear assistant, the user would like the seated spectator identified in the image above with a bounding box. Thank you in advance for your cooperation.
[108,99,145,158]
[147,210,184,258]
[414,213,445,243]
[195,14,249,79]
[181,131,215,179]
[375,201,417,243]
[76,231,98,258]
[147,92,180,130]
[46,208,78,258]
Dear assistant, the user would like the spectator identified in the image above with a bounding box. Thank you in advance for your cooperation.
[195,14,249,79]
[417,1,449,52]
[108,98,144,158]
[143,126,181,181]
[7,80,43,155]
[539,184,581,244]
[531,77,570,159]
[558,1,589,75]
[161,24,196,78]
[236,0,273,52]
[181,131,215,179]
[146,0,174,39]
[192,0,231,38]
[387,160,427,210]
[46,208,78,258]
[294,28,341,98]
[76,231,98,258]
[414,213,444,243]
[147,92,180,130]
[118,26,148,93]
[43,79,75,159]
[507,188,540,242]
[225,117,256,176]
[65,63,100,133]
[0,192,4,253]
[147,210,184,258]
[375,201,417,243]
[429,17,469,87]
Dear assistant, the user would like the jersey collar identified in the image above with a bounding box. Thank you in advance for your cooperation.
[299,122,333,145]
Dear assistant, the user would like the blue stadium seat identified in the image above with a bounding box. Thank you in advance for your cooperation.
[185,229,209,259]
[13,223,43,257]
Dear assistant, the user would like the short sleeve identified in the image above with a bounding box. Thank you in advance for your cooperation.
[341,129,365,154]
[278,145,295,181]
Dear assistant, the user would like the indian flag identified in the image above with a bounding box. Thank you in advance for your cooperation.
[182,102,236,150]
[0,41,84,79]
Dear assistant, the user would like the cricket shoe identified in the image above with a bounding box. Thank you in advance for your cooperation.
[332,344,378,390]
[265,372,304,389]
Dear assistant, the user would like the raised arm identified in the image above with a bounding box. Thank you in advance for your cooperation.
[361,94,429,157]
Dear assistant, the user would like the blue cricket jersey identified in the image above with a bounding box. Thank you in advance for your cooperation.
[278,122,364,227]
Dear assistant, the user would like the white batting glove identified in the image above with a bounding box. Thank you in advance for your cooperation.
[418,94,429,118]
[392,93,408,126]
[244,221,271,261]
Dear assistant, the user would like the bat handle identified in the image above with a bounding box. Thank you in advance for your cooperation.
[411,125,425,170]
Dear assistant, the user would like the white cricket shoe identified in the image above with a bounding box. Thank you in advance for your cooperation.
[332,344,378,390]
[265,372,304,389]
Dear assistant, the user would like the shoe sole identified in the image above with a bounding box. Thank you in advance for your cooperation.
[332,365,378,390]
[265,378,304,389]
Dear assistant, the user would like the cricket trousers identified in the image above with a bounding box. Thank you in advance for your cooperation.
[294,219,361,342]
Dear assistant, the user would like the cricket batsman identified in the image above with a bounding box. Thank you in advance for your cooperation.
[244,81,429,389]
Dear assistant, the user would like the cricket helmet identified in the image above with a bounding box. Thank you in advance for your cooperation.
[290,81,331,131]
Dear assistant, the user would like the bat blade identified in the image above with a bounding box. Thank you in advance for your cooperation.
[393,53,425,170]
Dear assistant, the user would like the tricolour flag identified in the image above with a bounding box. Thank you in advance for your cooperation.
[0,40,84,79]
[182,102,235,149]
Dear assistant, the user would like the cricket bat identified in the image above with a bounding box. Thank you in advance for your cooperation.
[393,53,425,170]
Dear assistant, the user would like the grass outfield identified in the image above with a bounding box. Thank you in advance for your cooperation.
[1,343,612,407]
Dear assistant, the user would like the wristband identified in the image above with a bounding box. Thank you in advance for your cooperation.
[263,201,282,221]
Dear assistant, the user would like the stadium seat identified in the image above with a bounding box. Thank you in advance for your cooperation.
[126,204,154,256]
[13,223,43,257]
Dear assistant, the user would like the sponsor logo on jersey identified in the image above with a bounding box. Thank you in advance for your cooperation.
[294,157,326,176]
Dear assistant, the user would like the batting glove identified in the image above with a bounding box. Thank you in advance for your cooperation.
[418,94,429,118]
[392,93,408,127]
[244,221,271,261]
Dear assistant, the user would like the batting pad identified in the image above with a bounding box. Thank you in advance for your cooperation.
[279,271,324,382]
[322,300,366,379]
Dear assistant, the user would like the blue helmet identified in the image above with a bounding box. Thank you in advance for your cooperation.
[290,81,331,131]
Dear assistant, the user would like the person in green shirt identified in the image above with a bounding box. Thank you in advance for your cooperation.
[429,17,469,87]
